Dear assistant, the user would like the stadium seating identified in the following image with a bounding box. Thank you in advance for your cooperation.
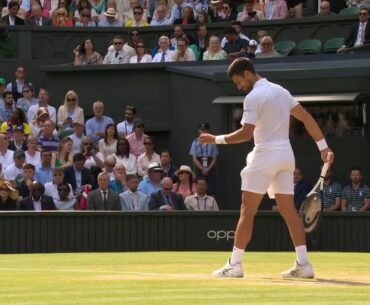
[297,39,322,55]
[339,7,361,16]
[323,37,344,53]
[274,40,296,56]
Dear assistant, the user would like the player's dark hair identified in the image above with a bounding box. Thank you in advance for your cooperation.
[227,58,256,78]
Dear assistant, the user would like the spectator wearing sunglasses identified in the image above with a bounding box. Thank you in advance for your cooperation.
[149,177,186,210]
[4,149,26,182]
[16,83,38,114]
[216,1,237,22]
[255,36,281,58]
[54,182,79,210]
[74,8,97,26]
[129,42,152,63]
[125,5,148,27]
[0,180,19,211]
[103,35,132,64]
[74,0,98,23]
[137,136,160,178]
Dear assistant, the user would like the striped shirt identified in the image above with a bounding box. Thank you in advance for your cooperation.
[321,181,342,210]
[341,184,370,211]
[37,135,60,152]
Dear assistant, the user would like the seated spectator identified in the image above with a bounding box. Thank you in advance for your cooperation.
[137,136,160,178]
[119,174,149,210]
[36,149,54,185]
[103,35,133,64]
[203,35,227,60]
[138,162,162,196]
[51,0,74,20]
[117,105,136,137]
[160,149,177,182]
[237,0,265,21]
[0,92,16,124]
[195,24,208,60]
[127,30,142,50]
[103,0,123,24]
[73,39,103,65]
[316,1,337,16]
[15,163,36,199]
[123,0,148,23]
[64,153,94,194]
[45,167,74,202]
[150,4,171,25]
[37,120,60,152]
[337,7,370,53]
[246,39,258,57]
[98,7,122,27]
[16,83,39,114]
[170,25,185,49]
[174,5,196,24]
[113,137,137,175]
[52,7,73,26]
[103,154,116,181]
[25,0,51,20]
[341,166,370,211]
[89,0,106,15]
[125,5,149,27]
[73,0,98,23]
[80,136,104,170]
[20,182,56,210]
[172,165,196,200]
[57,91,84,132]
[54,182,79,210]
[126,118,148,158]
[209,0,223,22]
[28,88,56,124]
[0,77,5,107]
[320,166,342,211]
[293,167,312,211]
[54,137,73,168]
[8,125,28,151]
[29,107,51,138]
[26,3,52,25]
[223,27,249,60]
[0,133,14,169]
[4,149,25,182]
[70,119,84,155]
[1,108,30,141]
[216,1,237,22]
[2,0,26,19]
[129,42,152,63]
[185,176,219,210]
[74,8,96,26]
[151,36,175,62]
[264,0,288,19]
[85,101,114,144]
[149,177,186,210]
[171,37,196,61]
[256,36,281,58]
[87,172,121,210]
[196,10,209,23]
[98,123,118,158]
[0,1,25,25]
[25,136,41,167]
[109,163,127,193]
[0,180,19,210]
[5,66,28,102]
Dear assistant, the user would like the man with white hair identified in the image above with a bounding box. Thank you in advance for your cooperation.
[150,4,171,26]
[152,36,175,62]
[85,101,114,144]
[109,163,127,193]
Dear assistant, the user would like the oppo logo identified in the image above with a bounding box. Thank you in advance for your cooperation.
[207,230,235,241]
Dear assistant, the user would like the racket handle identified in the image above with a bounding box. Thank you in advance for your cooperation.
[320,162,330,178]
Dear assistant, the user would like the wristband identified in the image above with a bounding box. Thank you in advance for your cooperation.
[316,138,328,151]
[215,135,227,144]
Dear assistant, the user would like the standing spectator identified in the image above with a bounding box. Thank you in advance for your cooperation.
[19,182,56,210]
[113,137,137,175]
[64,153,94,194]
[160,149,177,182]
[171,37,196,61]
[37,120,60,152]
[28,88,57,124]
[185,176,219,210]
[87,172,121,210]
[4,149,25,182]
[0,1,25,25]
[137,136,160,178]
[216,0,237,22]
[15,163,36,199]
[57,90,84,131]
[103,35,133,64]
[172,165,196,200]
[109,163,127,193]
[26,3,52,25]
[126,118,148,158]
[237,0,265,21]
[54,137,73,168]
[16,84,39,114]
[45,167,74,202]
[223,27,249,60]
[0,180,19,210]
[0,92,16,124]
[149,177,186,210]
[98,123,118,158]
[125,5,148,26]
[117,105,136,137]
[36,149,54,185]
[1,108,31,140]
[119,174,149,210]
[151,36,175,62]
[5,66,28,102]
[316,1,337,16]
[25,136,41,167]
[129,42,152,63]
[341,166,370,211]
[293,167,312,211]
[138,161,162,196]
[203,35,227,60]
[264,0,288,20]
[54,182,79,210]
[0,133,14,169]
[8,125,27,151]
[189,122,219,195]
[255,36,281,58]
[320,166,342,211]
[150,3,171,25]
[85,101,114,144]
[70,119,84,155]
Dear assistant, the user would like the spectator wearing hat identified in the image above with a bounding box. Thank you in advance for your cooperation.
[137,136,160,178]
[125,5,149,27]
[98,7,122,27]
[138,162,163,196]
[189,122,219,195]
[149,177,186,210]
[117,105,136,137]
[85,101,114,144]
[103,35,132,64]
[237,0,265,22]
[0,133,14,169]
[172,165,196,200]
[246,39,258,57]
[8,125,27,151]
[54,182,79,210]
[185,176,219,211]
[119,174,149,210]
[223,26,249,60]
[0,180,19,211]
[160,150,178,183]
[0,91,16,124]
[20,182,56,211]
[15,163,36,199]
[126,118,148,158]
[28,88,57,125]
[209,0,223,22]
[44,167,74,202]
[70,119,85,155]
[16,83,39,114]
[1,108,30,141]
[4,149,26,182]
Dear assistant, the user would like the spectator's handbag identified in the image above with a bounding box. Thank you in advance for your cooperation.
[79,184,92,210]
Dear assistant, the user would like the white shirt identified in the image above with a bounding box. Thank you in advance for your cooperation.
[4,163,22,180]
[221,33,250,48]
[6,79,25,94]
[33,199,42,211]
[129,54,152,63]
[355,21,368,47]
[25,151,41,167]
[114,154,137,175]
[70,133,83,155]
[117,121,134,135]
[137,152,160,177]
[152,50,175,63]
[150,17,171,26]
[0,149,14,169]
[103,49,132,64]
[44,182,74,202]
[171,48,196,62]
[84,152,103,169]
[241,78,298,149]
[28,104,57,124]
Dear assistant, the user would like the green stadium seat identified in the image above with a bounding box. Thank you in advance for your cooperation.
[237,4,244,12]
[274,40,296,56]
[58,129,74,139]
[323,37,344,53]
[297,39,322,55]
[339,7,360,15]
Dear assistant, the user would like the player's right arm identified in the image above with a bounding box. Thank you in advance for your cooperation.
[199,123,254,145]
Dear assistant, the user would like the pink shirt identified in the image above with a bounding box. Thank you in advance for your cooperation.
[173,183,196,200]
[126,133,148,158]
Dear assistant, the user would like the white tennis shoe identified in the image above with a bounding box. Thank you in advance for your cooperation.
[213,259,244,278]
[281,261,314,279]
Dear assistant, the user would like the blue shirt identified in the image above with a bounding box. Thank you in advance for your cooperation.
[36,166,53,185]
[85,116,114,144]
[138,178,161,196]
[37,135,60,152]
[109,180,126,194]
[189,138,219,157]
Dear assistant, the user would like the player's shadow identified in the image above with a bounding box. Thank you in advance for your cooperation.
[315,278,370,287]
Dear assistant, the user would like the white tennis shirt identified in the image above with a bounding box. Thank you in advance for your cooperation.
[241,78,299,150]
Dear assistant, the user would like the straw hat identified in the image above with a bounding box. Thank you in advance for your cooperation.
[103,8,117,17]
[0,180,19,201]
[175,165,196,180]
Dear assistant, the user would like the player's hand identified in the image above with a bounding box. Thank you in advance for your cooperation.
[321,148,334,164]
[199,133,215,144]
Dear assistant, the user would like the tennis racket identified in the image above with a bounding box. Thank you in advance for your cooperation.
[299,158,331,234]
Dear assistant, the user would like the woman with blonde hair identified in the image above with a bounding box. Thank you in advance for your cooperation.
[54,137,74,168]
[52,7,73,26]
[57,90,84,130]
[29,107,51,137]
[203,36,227,61]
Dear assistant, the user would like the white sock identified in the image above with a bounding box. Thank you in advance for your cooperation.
[295,245,309,265]
[230,246,245,265]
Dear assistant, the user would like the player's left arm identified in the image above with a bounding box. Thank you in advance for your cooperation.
[199,123,254,145]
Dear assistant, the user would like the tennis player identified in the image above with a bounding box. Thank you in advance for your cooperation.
[199,58,334,278]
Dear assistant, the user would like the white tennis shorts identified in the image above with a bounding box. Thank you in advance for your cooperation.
[241,147,295,198]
